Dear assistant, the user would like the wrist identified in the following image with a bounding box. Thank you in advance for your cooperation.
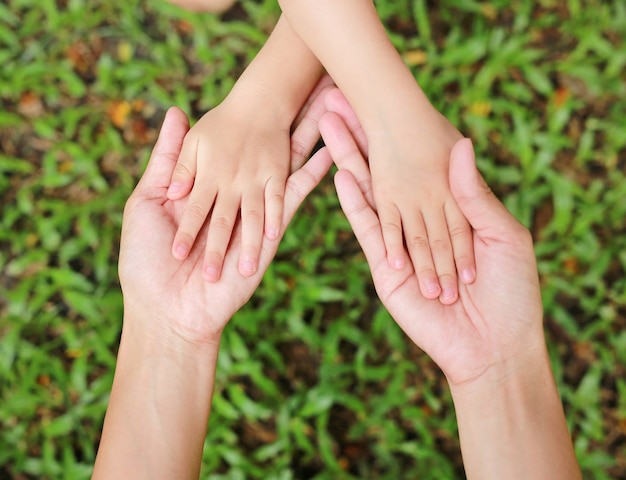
[120,309,224,360]
[449,345,580,479]
[448,343,551,403]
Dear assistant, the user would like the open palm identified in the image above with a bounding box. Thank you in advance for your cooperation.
[119,100,332,346]
[321,109,544,387]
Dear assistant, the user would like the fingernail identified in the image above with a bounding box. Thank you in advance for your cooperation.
[393,257,405,270]
[461,268,475,284]
[267,227,279,240]
[204,264,220,282]
[426,282,441,296]
[174,243,189,259]
[168,183,181,197]
[441,287,456,303]
[240,260,256,275]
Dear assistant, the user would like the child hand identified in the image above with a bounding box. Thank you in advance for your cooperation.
[167,97,291,282]
[166,75,333,282]
[324,88,476,304]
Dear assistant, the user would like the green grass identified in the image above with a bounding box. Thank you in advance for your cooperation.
[1,0,625,478]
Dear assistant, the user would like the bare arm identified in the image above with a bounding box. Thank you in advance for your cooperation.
[93,95,333,477]
[168,14,324,281]
[319,103,581,479]
[276,0,439,134]
[92,329,219,479]
[278,0,474,304]
[451,348,581,480]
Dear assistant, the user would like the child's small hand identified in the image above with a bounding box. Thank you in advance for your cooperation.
[167,75,333,282]
[167,98,290,282]
[324,88,476,304]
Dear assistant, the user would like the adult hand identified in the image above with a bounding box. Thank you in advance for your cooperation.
[321,105,543,387]
[119,102,333,349]
[95,98,333,480]
[321,106,580,479]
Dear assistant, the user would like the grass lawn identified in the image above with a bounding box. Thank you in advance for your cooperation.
[1,0,625,478]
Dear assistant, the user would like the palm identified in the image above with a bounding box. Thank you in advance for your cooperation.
[119,101,334,345]
[374,228,542,386]
[120,194,253,340]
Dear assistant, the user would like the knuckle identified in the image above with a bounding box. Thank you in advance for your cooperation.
[173,161,193,178]
[409,234,429,250]
[291,139,310,160]
[448,223,471,239]
[243,208,263,223]
[429,238,450,252]
[268,191,285,204]
[186,203,207,220]
[286,167,316,200]
[212,215,233,231]
[357,177,374,196]
[382,222,402,235]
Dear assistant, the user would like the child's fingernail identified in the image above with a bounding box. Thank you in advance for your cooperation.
[461,268,475,283]
[267,228,279,240]
[441,287,456,303]
[204,264,220,282]
[426,282,441,296]
[393,258,405,270]
[174,243,189,259]
[240,260,256,275]
[168,183,181,197]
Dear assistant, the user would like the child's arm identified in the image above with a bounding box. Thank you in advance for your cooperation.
[278,0,475,303]
[168,14,323,281]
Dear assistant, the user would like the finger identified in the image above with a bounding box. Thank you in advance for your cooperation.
[239,191,264,277]
[254,147,332,280]
[292,73,334,128]
[421,210,457,304]
[334,169,387,270]
[282,146,333,228]
[290,83,334,172]
[319,111,375,207]
[167,133,198,200]
[449,138,525,239]
[264,175,286,240]
[402,212,441,299]
[444,200,476,284]
[203,195,239,282]
[136,107,190,197]
[171,185,217,260]
[378,204,408,271]
[324,87,368,156]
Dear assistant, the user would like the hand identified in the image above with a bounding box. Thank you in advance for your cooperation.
[322,113,544,388]
[119,105,333,348]
[324,89,476,305]
[165,93,291,282]
[166,0,236,13]
[166,73,332,283]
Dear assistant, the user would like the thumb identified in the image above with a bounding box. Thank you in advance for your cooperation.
[449,138,521,238]
[136,107,190,196]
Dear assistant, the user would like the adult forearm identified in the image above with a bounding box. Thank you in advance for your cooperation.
[277,0,436,130]
[93,321,220,480]
[229,14,323,124]
[450,347,581,480]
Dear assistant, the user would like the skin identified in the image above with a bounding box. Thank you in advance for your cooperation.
[93,95,333,479]
[320,99,581,480]
[278,0,476,304]
[94,92,580,479]
[166,13,324,282]
[166,0,236,13]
